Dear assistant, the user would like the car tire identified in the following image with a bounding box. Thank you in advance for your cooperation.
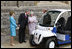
[29,35,36,46]
[45,37,57,48]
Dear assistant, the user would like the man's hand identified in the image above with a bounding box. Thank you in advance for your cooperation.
[18,24,20,27]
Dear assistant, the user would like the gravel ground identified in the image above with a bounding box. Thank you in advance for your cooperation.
[1,40,36,48]
[1,33,71,48]
[1,40,71,48]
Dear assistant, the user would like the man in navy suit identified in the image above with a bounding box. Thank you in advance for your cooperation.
[18,10,30,43]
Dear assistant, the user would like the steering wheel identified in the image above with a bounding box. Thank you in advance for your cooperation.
[56,22,61,28]
[56,17,65,29]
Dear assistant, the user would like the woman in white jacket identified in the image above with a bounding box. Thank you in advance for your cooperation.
[28,11,38,35]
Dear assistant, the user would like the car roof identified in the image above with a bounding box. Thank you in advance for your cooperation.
[50,9,71,12]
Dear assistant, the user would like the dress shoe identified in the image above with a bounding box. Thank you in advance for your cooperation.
[23,40,27,43]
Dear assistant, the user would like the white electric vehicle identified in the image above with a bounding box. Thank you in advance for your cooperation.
[29,9,71,48]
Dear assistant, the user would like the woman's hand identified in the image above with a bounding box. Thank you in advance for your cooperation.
[29,21,34,23]
[16,26,19,30]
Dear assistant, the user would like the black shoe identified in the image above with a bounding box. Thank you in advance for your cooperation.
[23,40,27,43]
[19,42,23,44]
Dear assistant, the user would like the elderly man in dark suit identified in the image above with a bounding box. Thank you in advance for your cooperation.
[18,10,30,43]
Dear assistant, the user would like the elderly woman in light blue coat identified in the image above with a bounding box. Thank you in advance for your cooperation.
[9,11,17,46]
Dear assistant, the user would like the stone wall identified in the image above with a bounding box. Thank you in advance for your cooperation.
[1,1,17,6]
[1,1,71,7]
[1,5,71,35]
[1,1,36,6]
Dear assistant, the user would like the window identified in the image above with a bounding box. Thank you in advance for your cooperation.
[60,11,71,23]
[39,11,61,27]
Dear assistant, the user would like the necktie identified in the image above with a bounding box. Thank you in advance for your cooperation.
[25,15,27,18]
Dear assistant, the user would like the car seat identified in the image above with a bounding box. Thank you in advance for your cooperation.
[56,16,71,35]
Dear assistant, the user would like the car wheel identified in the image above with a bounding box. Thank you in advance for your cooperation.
[45,37,57,48]
[29,35,36,46]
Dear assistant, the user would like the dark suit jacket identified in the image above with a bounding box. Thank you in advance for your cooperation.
[18,13,28,28]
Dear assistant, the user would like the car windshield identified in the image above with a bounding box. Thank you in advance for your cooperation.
[39,11,61,27]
